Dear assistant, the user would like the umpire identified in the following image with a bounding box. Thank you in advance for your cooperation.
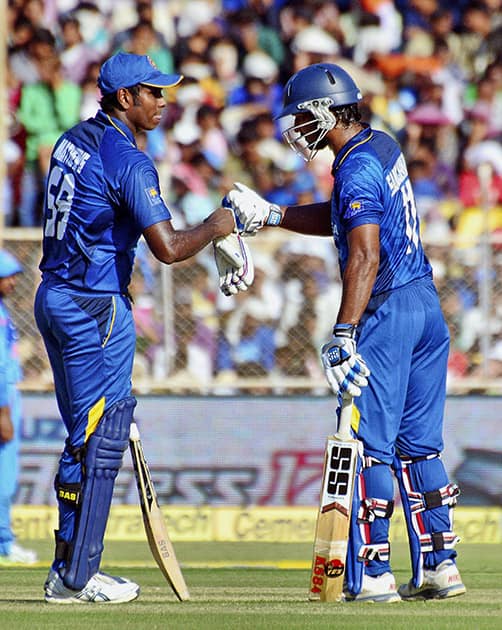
[35,52,235,604]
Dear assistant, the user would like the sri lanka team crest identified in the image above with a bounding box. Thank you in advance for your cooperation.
[147,56,158,69]
[145,186,162,205]
[347,199,364,218]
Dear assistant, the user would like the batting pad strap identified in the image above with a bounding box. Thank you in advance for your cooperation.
[419,531,460,553]
[55,476,82,507]
[361,455,385,468]
[358,542,390,562]
[409,483,460,513]
[54,531,72,562]
[357,498,394,524]
[397,452,440,466]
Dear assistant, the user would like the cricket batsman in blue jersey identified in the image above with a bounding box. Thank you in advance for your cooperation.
[226,63,466,603]
[0,251,37,566]
[34,52,250,604]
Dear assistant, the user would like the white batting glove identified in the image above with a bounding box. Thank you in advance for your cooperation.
[321,324,370,398]
[226,182,282,235]
[213,233,254,296]
[214,232,246,268]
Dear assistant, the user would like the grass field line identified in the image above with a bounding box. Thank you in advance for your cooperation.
[104,559,310,569]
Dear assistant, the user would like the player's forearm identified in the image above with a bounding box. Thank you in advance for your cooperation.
[279,201,332,236]
[146,223,219,264]
[144,212,233,264]
[337,255,378,325]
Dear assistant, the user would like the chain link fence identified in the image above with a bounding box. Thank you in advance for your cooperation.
[3,222,502,396]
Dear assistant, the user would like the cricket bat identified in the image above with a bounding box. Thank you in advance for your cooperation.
[129,422,190,601]
[308,396,359,602]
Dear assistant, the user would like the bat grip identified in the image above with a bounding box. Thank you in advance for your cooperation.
[129,422,140,441]
[336,396,353,440]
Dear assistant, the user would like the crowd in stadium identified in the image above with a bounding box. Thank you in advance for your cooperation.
[4,0,502,390]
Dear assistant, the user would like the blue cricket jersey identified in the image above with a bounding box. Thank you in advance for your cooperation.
[39,110,172,293]
[331,124,432,295]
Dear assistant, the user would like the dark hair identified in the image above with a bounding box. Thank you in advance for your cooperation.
[332,103,362,128]
[99,83,142,112]
[59,12,80,28]
[30,27,56,48]
[131,19,155,35]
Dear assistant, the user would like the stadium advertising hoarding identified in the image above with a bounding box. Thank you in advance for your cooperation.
[12,394,501,542]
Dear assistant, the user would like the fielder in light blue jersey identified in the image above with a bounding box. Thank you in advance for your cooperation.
[0,251,37,566]
[34,52,240,604]
[227,63,465,603]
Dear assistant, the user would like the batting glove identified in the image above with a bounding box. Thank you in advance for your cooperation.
[321,324,370,398]
[226,183,282,235]
[213,233,254,296]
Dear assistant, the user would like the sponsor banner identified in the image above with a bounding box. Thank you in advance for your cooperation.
[16,395,502,506]
[12,506,502,544]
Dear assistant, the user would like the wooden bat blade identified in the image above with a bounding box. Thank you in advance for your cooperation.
[309,433,359,602]
[129,426,190,601]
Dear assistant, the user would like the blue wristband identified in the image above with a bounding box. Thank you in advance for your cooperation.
[266,205,282,226]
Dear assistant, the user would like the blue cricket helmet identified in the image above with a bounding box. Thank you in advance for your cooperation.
[0,250,23,278]
[277,63,362,120]
[276,63,363,161]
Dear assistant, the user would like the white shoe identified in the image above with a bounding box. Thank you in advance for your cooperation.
[399,560,466,600]
[344,572,401,603]
[44,569,140,604]
[43,568,135,591]
[0,543,38,565]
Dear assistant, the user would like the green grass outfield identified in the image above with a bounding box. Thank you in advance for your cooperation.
[0,541,500,630]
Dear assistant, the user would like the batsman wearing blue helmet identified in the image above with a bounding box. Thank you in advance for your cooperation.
[34,52,248,604]
[0,251,38,566]
[227,63,465,603]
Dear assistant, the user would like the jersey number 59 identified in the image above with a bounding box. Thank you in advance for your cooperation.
[45,165,75,240]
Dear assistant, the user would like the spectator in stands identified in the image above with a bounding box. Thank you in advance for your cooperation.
[9,25,56,85]
[110,0,170,52]
[196,104,229,171]
[16,50,81,226]
[457,1,501,79]
[71,1,110,56]
[58,13,101,85]
[369,75,408,141]
[173,1,222,67]
[118,19,175,75]
[227,7,285,67]
[267,151,319,206]
[129,271,162,379]
[352,0,403,67]
[79,60,101,120]
[226,50,283,132]
[217,297,277,379]
[400,0,440,56]
[224,118,274,194]
[208,37,242,97]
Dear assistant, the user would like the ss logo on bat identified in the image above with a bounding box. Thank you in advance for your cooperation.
[327,445,352,495]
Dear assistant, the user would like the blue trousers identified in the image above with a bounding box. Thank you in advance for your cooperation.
[355,276,449,462]
[348,277,454,583]
[34,278,136,560]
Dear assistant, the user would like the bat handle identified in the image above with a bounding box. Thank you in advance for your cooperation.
[129,421,140,441]
[336,396,353,440]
